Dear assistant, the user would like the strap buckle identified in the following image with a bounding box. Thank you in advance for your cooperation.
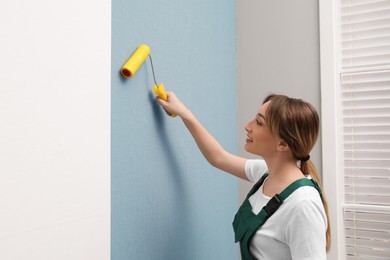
[264,194,284,216]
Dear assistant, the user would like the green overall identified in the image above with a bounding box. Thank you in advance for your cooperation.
[232,174,322,260]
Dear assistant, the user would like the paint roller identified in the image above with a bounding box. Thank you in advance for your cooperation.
[120,44,176,117]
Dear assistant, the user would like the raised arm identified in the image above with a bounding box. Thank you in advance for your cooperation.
[156,91,249,181]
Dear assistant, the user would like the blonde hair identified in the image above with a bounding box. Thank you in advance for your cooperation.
[263,94,331,252]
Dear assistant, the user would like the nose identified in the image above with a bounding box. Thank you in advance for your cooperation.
[244,121,252,133]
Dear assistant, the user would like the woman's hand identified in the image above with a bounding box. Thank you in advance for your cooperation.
[156,91,190,118]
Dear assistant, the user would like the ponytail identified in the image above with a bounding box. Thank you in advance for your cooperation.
[301,159,331,252]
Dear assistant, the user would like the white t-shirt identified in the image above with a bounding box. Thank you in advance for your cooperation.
[244,159,327,260]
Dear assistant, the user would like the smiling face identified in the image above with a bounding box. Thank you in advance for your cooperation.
[244,101,281,158]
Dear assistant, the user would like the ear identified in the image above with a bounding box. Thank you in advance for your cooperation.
[276,139,290,152]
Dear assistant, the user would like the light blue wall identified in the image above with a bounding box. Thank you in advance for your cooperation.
[111,1,237,259]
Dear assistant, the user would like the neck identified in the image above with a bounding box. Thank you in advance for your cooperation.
[262,157,305,197]
[265,157,303,181]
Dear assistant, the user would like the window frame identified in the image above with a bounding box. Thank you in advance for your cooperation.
[319,0,346,258]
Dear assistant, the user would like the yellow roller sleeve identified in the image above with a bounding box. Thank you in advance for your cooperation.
[120,44,151,78]
[153,84,177,117]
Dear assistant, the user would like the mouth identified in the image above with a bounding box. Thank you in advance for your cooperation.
[246,136,253,143]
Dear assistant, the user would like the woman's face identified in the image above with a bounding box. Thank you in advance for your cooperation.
[244,101,279,158]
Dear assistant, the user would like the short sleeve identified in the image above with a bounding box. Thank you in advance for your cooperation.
[245,159,268,183]
[286,199,327,260]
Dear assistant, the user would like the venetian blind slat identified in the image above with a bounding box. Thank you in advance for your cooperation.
[341,0,390,69]
[343,208,390,258]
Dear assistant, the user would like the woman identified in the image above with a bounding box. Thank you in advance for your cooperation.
[156,92,331,260]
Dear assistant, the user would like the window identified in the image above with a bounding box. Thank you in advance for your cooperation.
[320,0,390,259]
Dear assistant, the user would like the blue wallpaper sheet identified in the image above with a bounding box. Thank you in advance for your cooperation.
[111,1,237,259]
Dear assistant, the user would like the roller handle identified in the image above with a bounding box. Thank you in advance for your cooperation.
[153,84,177,118]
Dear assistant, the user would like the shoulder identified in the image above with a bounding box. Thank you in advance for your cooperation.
[287,186,325,216]
[284,186,327,229]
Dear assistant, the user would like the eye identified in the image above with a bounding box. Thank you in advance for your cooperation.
[256,119,263,126]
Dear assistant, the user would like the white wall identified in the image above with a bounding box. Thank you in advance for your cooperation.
[237,0,322,202]
[0,0,111,259]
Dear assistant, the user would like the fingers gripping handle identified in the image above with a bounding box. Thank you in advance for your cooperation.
[153,84,177,117]
[119,44,176,118]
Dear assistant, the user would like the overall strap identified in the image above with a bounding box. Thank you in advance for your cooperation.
[245,173,269,199]
[280,177,322,200]
[262,177,322,217]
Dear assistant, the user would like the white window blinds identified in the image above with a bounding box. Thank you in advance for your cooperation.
[341,0,390,69]
[340,0,390,258]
